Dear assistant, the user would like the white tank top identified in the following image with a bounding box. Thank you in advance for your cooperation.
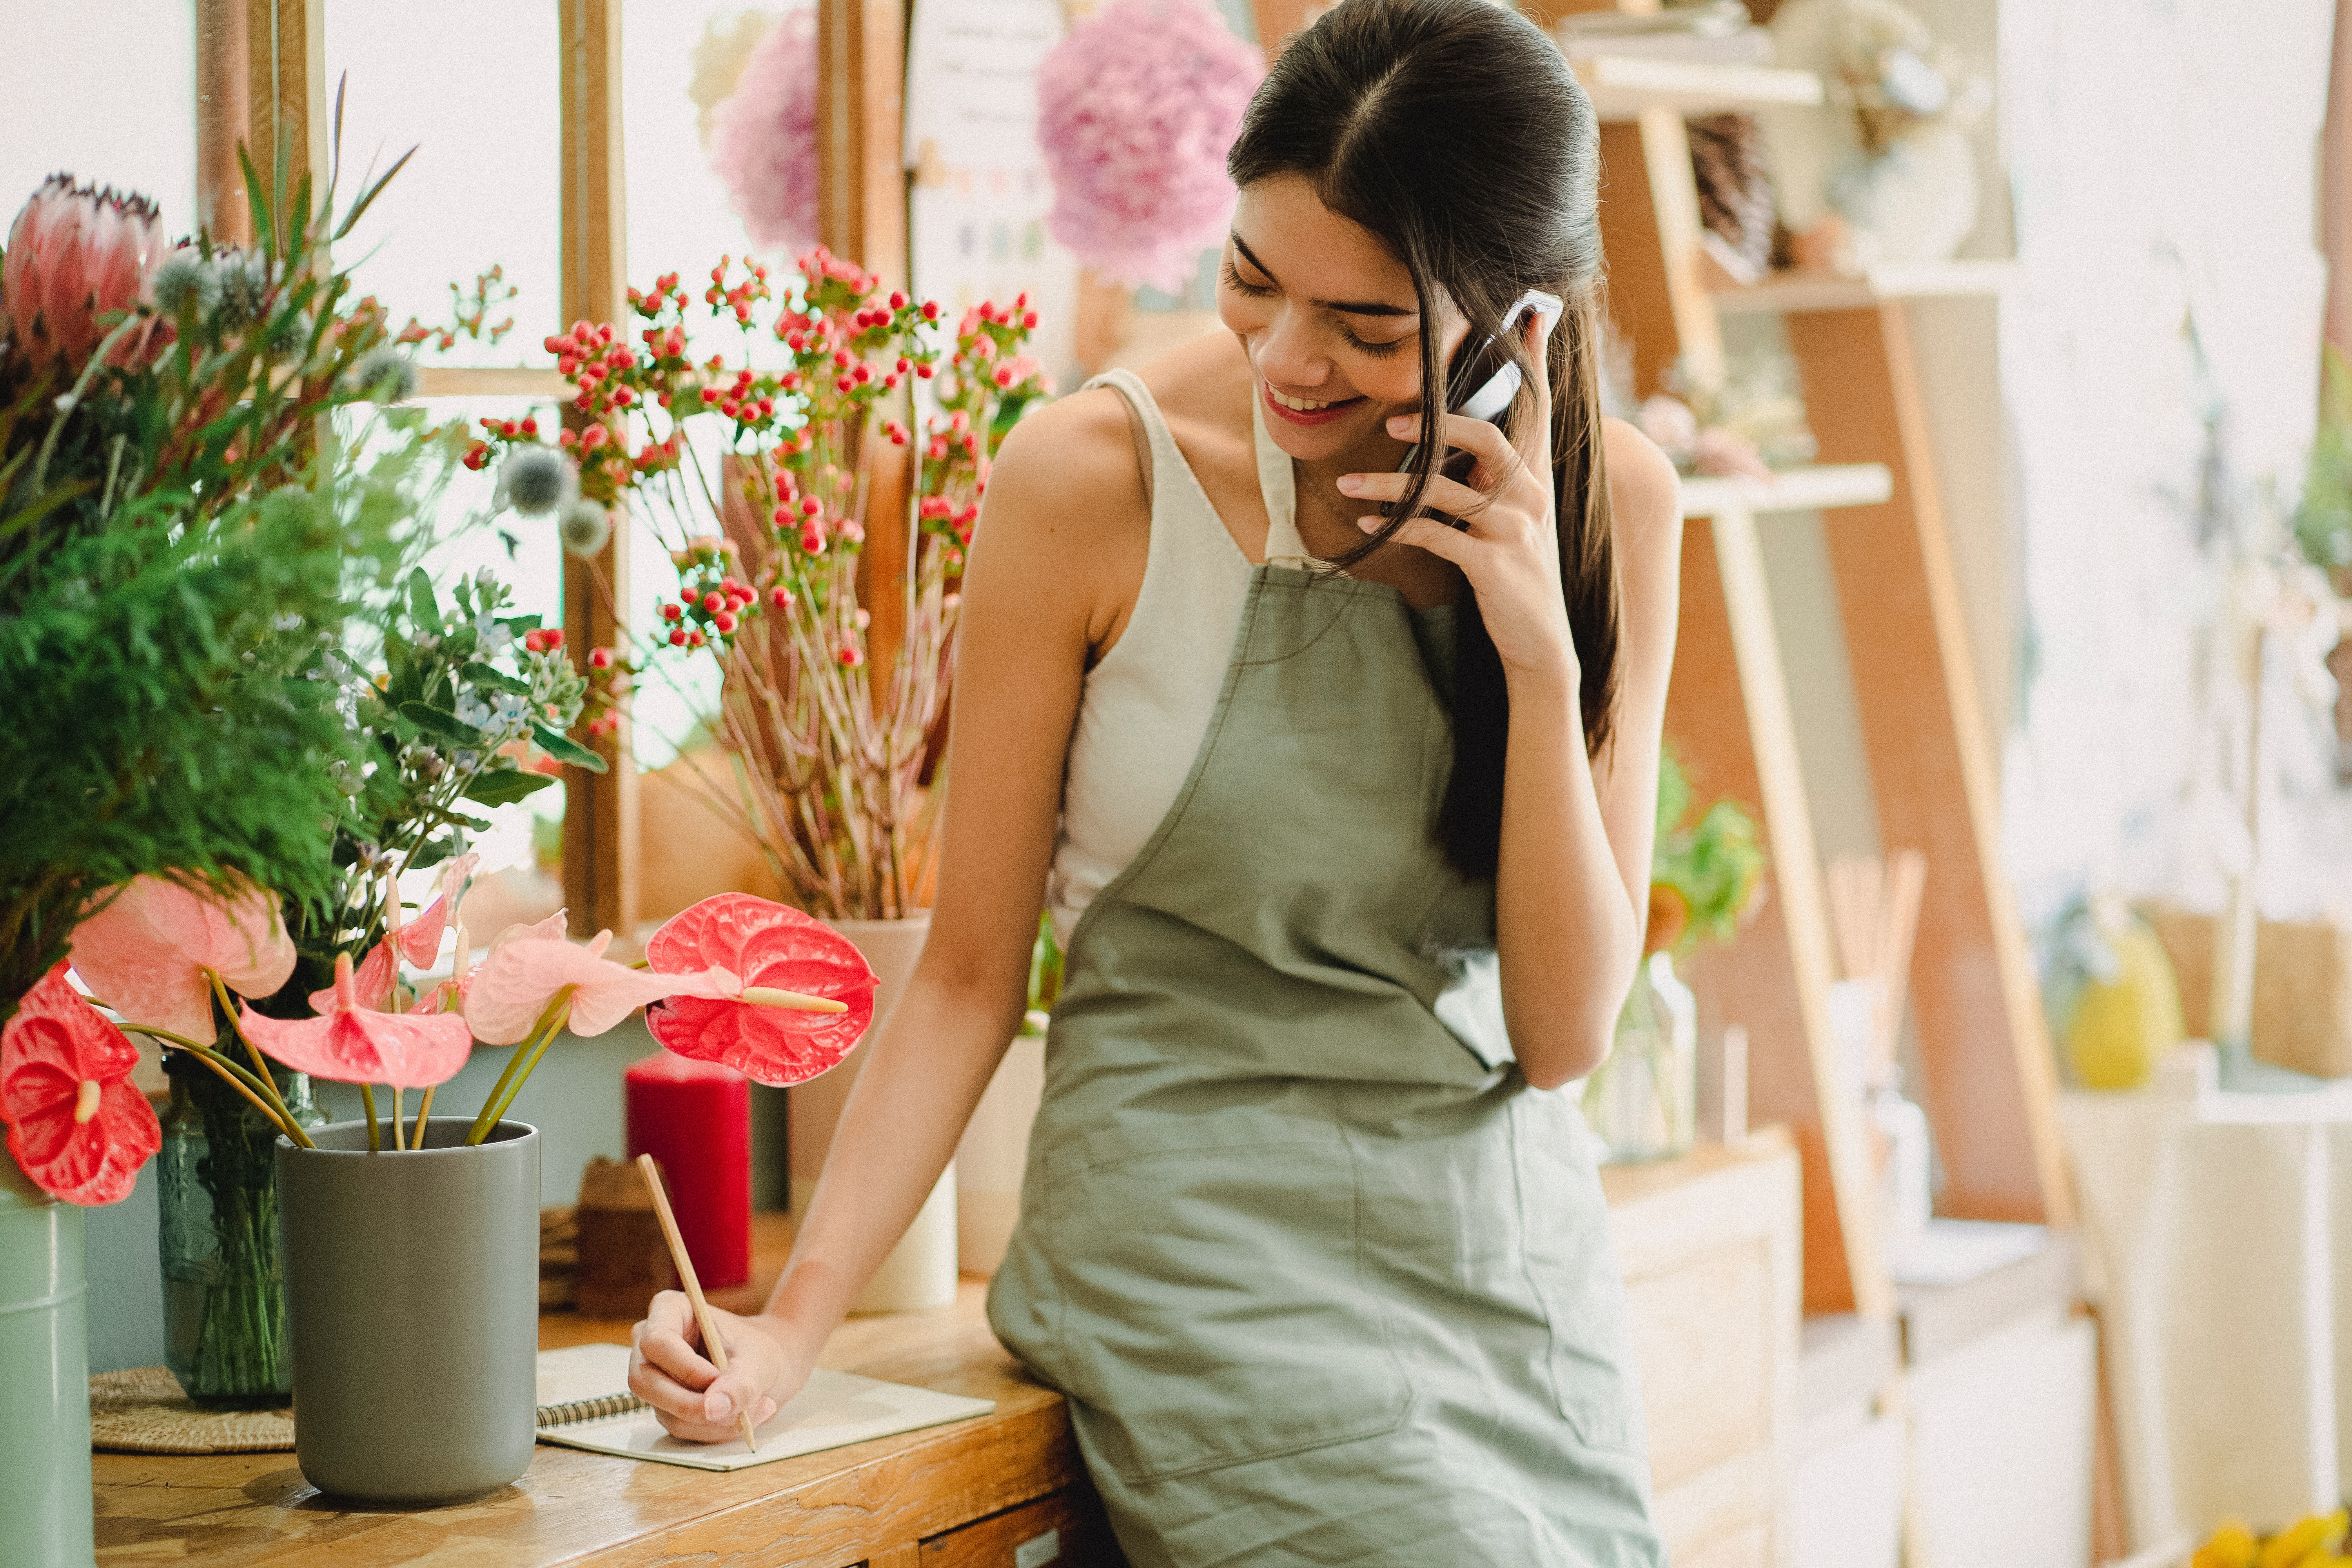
[1044,370,1315,947]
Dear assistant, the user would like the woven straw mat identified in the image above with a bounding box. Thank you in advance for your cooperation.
[89,1365,295,1454]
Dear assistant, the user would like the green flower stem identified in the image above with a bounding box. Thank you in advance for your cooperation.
[466,987,575,1146]
[154,1038,301,1143]
[392,1086,406,1151]
[412,1083,437,1149]
[206,970,304,1137]
[359,1083,380,1152]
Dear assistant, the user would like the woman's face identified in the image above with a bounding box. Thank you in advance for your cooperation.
[1218,173,1473,465]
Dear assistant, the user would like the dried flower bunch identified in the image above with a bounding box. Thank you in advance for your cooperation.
[466,247,1051,919]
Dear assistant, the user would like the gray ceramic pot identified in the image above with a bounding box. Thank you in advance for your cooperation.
[278,1118,539,1503]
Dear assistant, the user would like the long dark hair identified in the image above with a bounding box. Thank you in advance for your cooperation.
[1228,0,1619,880]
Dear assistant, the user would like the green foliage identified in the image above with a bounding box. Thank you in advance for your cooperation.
[265,568,592,1011]
[0,120,454,1015]
[2295,343,2352,570]
[1651,747,1768,953]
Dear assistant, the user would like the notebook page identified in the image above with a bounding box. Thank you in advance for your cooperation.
[536,1364,995,1472]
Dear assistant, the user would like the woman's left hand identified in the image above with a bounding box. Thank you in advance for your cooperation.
[1336,311,1576,688]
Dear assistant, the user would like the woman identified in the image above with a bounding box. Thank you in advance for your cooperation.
[630,1,1681,1559]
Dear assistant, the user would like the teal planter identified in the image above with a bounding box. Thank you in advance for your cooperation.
[0,1152,96,1567]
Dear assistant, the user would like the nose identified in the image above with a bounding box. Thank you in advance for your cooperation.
[1250,303,1332,392]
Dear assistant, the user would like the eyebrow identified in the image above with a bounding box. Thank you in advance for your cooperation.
[1230,233,1418,318]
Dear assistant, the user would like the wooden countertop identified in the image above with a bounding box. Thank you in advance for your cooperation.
[94,1217,1091,1567]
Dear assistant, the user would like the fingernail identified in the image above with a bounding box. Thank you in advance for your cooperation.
[1387,415,1411,434]
[708,1392,734,1420]
[1357,516,1379,532]
[1336,474,1362,494]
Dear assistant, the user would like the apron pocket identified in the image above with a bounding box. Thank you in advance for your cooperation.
[1044,1128,1412,1483]
[1515,1094,1649,1455]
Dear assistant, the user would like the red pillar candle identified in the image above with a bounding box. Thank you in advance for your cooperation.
[624,1052,751,1289]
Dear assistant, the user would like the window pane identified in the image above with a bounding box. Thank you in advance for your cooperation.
[1,1,195,236]
[323,0,560,364]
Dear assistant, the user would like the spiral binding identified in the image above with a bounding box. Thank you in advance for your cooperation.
[535,1392,651,1428]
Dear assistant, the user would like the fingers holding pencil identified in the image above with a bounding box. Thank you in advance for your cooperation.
[630,1292,782,1442]
[635,1153,763,1452]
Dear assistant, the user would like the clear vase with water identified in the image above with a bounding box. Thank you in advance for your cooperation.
[157,1047,325,1407]
[1583,950,1697,1163]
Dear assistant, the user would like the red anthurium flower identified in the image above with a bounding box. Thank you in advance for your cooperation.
[70,875,297,1042]
[464,929,737,1045]
[242,951,473,1089]
[1,964,163,1205]
[642,894,876,1086]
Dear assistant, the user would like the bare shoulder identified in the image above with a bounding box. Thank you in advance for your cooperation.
[986,383,1147,531]
[1602,416,1681,565]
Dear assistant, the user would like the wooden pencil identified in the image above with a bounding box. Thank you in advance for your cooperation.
[635,1152,760,1454]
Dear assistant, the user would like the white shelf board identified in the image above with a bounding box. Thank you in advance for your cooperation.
[1680,463,1893,518]
[1572,53,1823,120]
[1709,260,2022,316]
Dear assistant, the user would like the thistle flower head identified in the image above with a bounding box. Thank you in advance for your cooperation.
[351,345,417,404]
[210,250,269,329]
[559,498,612,557]
[498,445,575,516]
[151,249,219,318]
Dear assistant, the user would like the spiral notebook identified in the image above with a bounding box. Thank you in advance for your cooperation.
[534,1342,995,1472]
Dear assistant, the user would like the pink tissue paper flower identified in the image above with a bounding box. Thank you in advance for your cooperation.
[708,8,820,255]
[69,875,296,1042]
[1037,0,1265,292]
[240,951,474,1091]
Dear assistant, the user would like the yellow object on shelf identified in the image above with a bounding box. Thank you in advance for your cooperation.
[2066,899,2185,1090]
[2195,1508,2351,1568]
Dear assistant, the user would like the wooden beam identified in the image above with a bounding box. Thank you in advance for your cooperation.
[1787,303,2073,1227]
[559,0,639,940]
[1670,514,1886,1319]
[245,0,325,207]
[818,0,913,709]
[196,0,251,243]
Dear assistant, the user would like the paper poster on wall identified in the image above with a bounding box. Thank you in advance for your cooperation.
[903,0,1079,391]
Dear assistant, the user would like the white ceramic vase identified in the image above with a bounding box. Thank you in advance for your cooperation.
[804,915,957,1313]
[955,1023,1046,1274]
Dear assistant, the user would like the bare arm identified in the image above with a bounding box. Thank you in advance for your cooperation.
[1492,422,1680,1088]
[628,392,1145,1437]
[1341,310,1683,1089]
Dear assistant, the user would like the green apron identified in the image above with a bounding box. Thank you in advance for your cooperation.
[989,559,1664,1566]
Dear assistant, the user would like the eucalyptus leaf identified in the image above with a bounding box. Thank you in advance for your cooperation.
[462,661,530,696]
[399,701,484,746]
[531,723,608,773]
[463,768,558,806]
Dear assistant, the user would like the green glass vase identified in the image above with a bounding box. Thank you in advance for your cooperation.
[157,1049,325,1407]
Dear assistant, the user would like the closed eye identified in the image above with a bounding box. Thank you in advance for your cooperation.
[1220,258,1274,298]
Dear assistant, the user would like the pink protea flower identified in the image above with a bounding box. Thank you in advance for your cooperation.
[69,875,297,1042]
[2,964,164,1206]
[643,894,875,1086]
[1037,0,1264,292]
[241,951,474,1090]
[2,174,166,376]
[707,8,820,254]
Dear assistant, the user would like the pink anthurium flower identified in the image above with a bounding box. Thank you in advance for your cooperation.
[1,964,163,1206]
[397,852,478,967]
[304,853,482,1015]
[642,894,877,1086]
[241,951,473,1089]
[464,929,737,1045]
[69,875,297,1042]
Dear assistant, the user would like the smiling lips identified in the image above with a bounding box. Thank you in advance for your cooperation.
[1262,379,1365,427]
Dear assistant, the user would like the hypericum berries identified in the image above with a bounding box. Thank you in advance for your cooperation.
[588,646,615,670]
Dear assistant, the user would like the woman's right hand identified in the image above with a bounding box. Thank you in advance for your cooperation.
[628,1290,817,1443]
